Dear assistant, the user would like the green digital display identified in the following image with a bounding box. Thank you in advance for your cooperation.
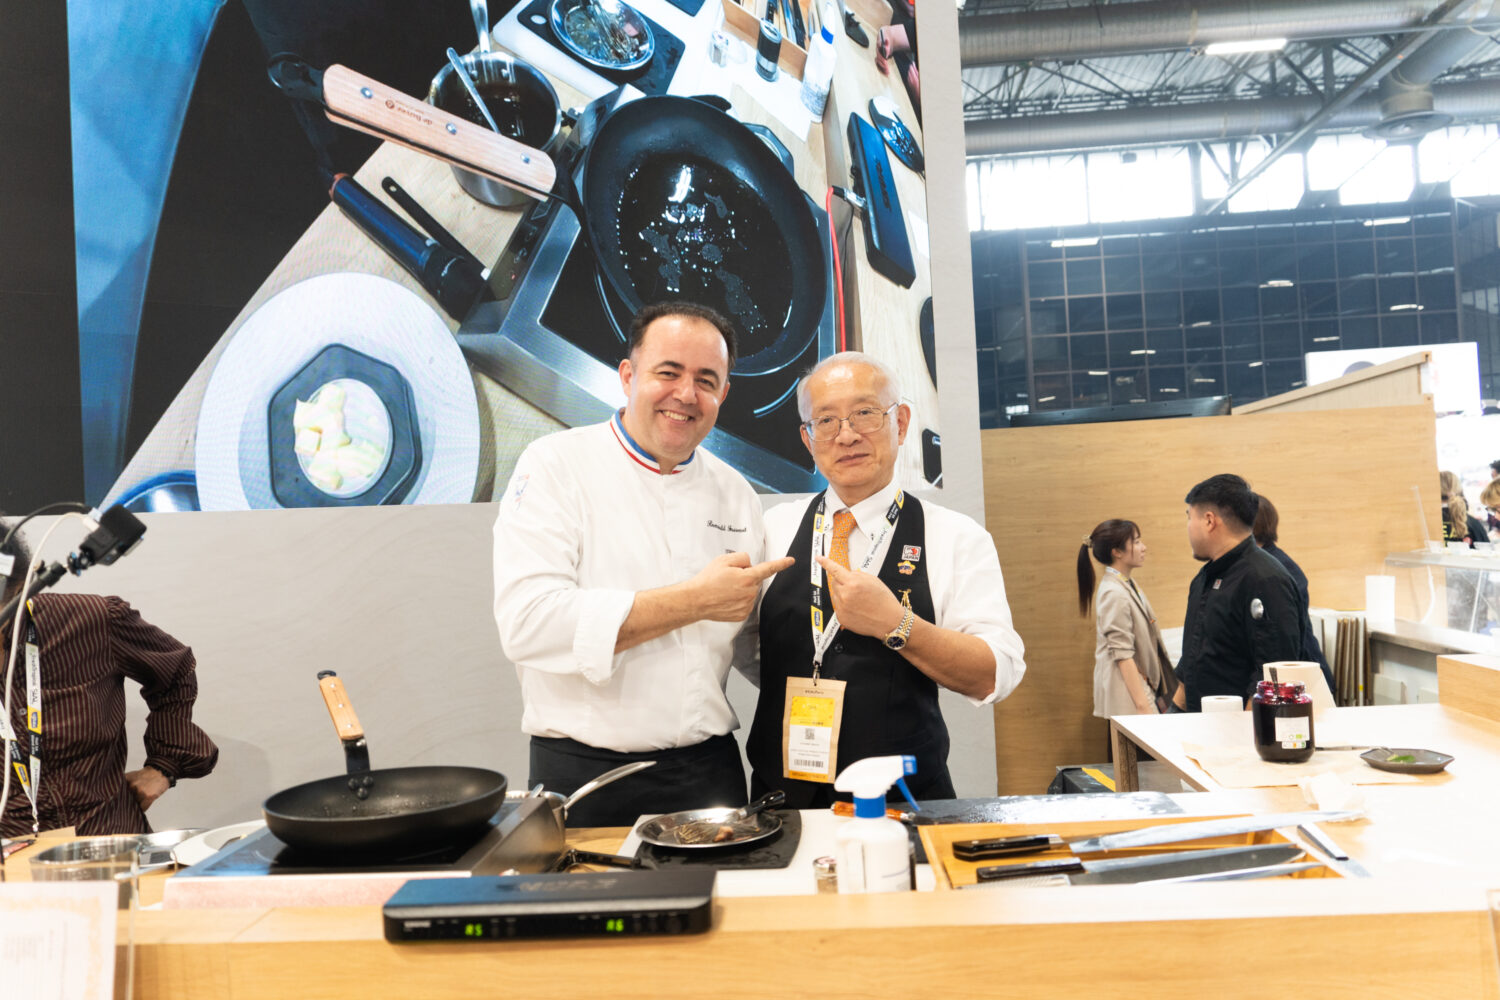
[464,923,484,937]
[604,918,625,933]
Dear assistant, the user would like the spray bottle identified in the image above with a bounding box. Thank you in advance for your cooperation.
[833,755,915,893]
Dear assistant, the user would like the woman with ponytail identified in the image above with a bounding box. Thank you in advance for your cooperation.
[1440,470,1488,546]
[1079,520,1178,718]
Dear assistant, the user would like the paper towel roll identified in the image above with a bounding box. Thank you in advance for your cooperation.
[1200,695,1243,713]
[1365,574,1396,627]
[1263,661,1336,718]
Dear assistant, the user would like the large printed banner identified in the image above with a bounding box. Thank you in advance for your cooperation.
[20,0,950,515]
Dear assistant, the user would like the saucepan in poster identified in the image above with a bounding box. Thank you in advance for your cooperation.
[5,0,954,514]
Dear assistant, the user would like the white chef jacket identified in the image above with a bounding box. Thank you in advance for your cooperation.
[493,414,766,752]
[759,478,1026,706]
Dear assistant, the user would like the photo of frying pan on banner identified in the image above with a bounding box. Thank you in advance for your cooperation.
[267,58,827,378]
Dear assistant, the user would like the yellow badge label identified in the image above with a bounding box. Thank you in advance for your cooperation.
[810,607,823,631]
[26,707,39,733]
[788,695,837,728]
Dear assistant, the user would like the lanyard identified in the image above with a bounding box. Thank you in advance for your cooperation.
[5,614,41,828]
[808,490,903,679]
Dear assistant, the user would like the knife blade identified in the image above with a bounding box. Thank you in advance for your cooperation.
[1067,810,1360,854]
[973,844,1307,886]
[1297,822,1372,877]
[1138,861,1323,884]
[1062,844,1305,885]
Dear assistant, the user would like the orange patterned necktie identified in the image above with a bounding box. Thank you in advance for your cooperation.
[829,510,855,570]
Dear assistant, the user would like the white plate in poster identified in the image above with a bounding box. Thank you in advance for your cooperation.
[170,820,266,867]
[194,273,479,510]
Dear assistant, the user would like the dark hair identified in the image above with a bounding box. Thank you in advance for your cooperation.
[1491,459,1500,476]
[627,302,738,369]
[1077,519,1139,615]
[1184,474,1259,531]
[1251,493,1279,547]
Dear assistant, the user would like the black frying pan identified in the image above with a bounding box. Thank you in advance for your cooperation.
[578,95,826,375]
[261,673,507,855]
[267,60,825,376]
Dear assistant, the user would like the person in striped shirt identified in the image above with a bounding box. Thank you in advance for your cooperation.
[1,519,217,838]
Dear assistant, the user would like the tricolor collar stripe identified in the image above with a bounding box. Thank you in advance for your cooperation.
[610,412,693,474]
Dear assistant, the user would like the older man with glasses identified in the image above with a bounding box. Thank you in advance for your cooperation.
[745,352,1026,805]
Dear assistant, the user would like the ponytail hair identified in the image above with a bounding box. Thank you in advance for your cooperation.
[1440,471,1472,539]
[1077,518,1140,615]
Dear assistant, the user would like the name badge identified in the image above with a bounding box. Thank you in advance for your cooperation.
[782,677,847,783]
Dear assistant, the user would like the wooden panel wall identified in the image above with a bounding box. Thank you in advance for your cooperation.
[1232,350,1430,415]
[981,404,1441,795]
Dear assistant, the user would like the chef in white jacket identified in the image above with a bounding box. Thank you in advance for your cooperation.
[493,302,793,827]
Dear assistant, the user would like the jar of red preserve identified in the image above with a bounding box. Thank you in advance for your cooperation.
[1251,680,1314,763]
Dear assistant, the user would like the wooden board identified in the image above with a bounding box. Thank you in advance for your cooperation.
[920,817,1326,890]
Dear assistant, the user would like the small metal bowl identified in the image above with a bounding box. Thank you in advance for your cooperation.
[428,51,563,208]
[548,0,655,74]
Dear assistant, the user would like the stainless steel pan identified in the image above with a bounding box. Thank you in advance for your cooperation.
[634,790,786,849]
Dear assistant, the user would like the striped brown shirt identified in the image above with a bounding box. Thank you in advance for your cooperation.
[2,593,218,837]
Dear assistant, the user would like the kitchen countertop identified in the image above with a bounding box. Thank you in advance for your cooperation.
[103,0,931,507]
[8,768,1500,999]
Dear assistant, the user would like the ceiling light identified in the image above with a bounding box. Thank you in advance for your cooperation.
[1049,237,1099,248]
[1190,320,1212,328]
[1390,303,1424,311]
[1204,37,1287,55]
[1259,279,1294,288]
[1038,396,1056,403]
[1364,216,1411,227]
[1193,378,1217,383]
[1159,388,1180,393]
[1248,361,1264,367]
[1087,370,1109,376]
[1130,349,1157,355]
[1312,336,1340,342]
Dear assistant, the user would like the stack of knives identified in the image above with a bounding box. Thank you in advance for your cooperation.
[953,810,1360,888]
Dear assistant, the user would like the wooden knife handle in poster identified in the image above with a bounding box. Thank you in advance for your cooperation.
[319,672,366,742]
[320,64,557,199]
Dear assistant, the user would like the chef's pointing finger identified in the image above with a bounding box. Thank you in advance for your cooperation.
[816,556,843,578]
[748,556,795,581]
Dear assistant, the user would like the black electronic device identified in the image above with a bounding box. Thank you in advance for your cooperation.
[383,869,716,942]
[846,112,915,287]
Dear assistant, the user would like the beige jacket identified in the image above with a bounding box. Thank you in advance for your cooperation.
[1091,571,1174,718]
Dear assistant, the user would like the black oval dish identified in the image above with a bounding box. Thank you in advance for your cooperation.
[1359,747,1454,774]
[267,344,421,508]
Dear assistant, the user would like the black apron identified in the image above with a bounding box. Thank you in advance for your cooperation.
[748,493,954,807]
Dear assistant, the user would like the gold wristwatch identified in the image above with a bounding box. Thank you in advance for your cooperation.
[883,608,915,650]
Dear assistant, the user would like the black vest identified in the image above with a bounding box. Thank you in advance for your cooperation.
[748,493,954,807]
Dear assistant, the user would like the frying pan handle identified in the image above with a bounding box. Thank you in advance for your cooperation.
[318,64,558,202]
[318,671,366,742]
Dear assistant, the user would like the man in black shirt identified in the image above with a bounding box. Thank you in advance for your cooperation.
[1172,475,1302,712]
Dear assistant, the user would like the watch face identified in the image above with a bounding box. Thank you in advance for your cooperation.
[884,634,906,650]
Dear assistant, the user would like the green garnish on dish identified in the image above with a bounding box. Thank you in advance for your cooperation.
[1387,753,1416,763]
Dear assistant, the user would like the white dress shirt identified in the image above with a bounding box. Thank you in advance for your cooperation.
[493,415,766,752]
[761,479,1026,706]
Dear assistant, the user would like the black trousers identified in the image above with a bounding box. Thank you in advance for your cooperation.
[528,733,748,828]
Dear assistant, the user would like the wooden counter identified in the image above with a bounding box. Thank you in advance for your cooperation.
[9,790,1500,998]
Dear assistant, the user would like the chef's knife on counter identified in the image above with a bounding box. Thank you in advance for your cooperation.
[1066,810,1361,854]
[970,844,1308,886]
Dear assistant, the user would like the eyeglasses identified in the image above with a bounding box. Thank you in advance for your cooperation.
[802,403,898,442]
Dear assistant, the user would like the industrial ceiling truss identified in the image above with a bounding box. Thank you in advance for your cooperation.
[960,0,1500,160]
